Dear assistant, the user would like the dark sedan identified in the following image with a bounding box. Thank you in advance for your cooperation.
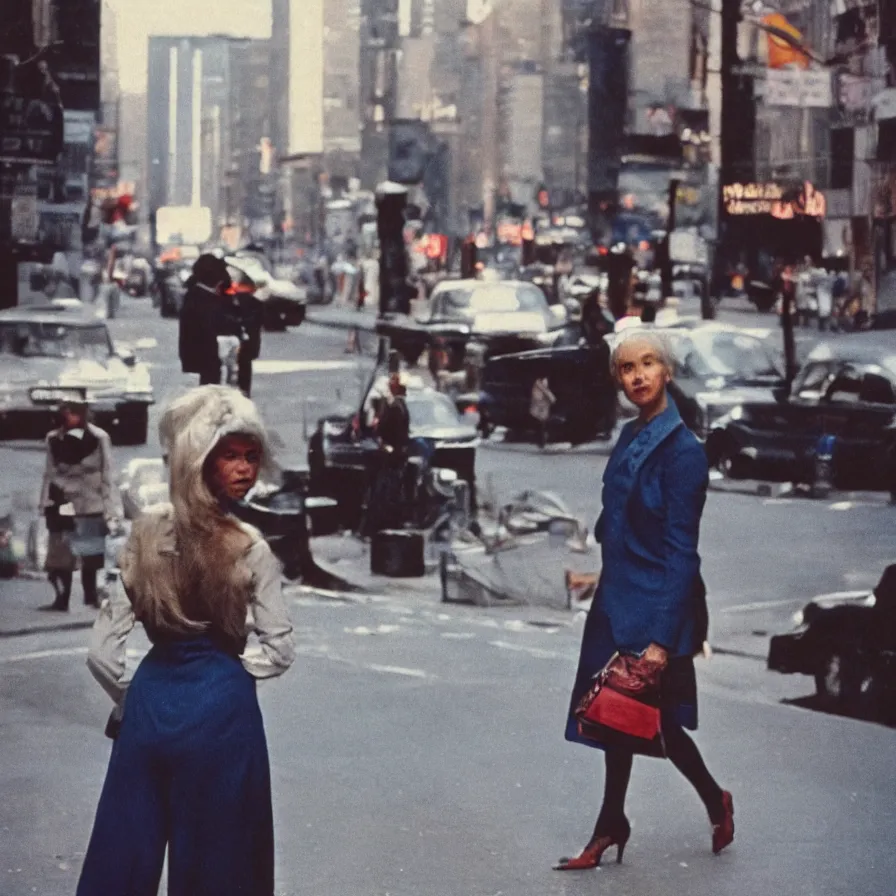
[308,377,478,529]
[476,320,782,444]
[705,335,896,491]
[768,565,896,716]
[662,322,786,439]
[478,340,617,443]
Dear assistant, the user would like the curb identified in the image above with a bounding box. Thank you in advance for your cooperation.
[306,314,377,334]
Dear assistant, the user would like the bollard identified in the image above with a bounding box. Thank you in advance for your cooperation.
[811,433,836,499]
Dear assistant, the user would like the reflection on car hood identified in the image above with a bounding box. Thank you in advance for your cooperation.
[471,311,547,334]
[698,384,779,404]
[0,354,127,390]
[411,423,477,442]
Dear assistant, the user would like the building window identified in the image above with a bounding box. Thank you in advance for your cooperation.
[830,128,854,190]
[879,120,896,163]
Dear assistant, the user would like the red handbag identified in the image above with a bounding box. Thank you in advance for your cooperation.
[574,651,667,758]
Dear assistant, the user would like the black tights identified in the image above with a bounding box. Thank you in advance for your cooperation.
[593,716,724,838]
[49,568,98,609]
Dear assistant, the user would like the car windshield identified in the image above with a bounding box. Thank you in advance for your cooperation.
[438,284,548,317]
[0,322,111,361]
[406,394,463,427]
[685,331,782,380]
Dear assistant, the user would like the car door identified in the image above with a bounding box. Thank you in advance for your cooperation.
[828,369,896,489]
[666,334,703,433]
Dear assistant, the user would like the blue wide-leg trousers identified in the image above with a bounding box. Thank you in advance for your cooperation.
[77,637,275,896]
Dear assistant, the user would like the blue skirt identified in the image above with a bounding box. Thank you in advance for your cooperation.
[565,603,698,749]
[77,635,274,896]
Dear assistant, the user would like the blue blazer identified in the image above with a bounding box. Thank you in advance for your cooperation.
[594,399,708,657]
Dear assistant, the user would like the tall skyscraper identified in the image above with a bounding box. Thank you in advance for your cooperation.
[146,36,236,223]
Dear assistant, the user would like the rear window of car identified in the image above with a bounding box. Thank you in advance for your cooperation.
[406,394,463,427]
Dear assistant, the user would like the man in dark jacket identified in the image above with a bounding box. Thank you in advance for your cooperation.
[178,254,236,385]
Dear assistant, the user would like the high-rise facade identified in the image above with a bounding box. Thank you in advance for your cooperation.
[146,36,237,225]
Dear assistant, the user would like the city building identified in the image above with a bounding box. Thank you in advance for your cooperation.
[146,36,242,230]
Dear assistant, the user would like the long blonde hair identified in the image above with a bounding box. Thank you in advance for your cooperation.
[121,387,275,643]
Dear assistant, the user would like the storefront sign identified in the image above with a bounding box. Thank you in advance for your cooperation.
[723,181,826,218]
[723,182,785,215]
[765,68,832,107]
[0,93,63,164]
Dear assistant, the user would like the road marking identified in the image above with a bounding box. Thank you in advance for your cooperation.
[488,639,566,660]
[294,643,431,678]
[367,663,428,678]
[0,646,88,664]
[718,598,801,613]
[253,360,359,374]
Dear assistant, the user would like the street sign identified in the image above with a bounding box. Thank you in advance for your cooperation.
[0,93,63,164]
[763,68,832,108]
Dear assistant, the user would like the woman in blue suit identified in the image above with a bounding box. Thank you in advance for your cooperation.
[555,329,734,871]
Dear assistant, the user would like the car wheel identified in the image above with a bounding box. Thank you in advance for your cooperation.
[707,433,738,478]
[814,652,872,706]
[114,406,149,446]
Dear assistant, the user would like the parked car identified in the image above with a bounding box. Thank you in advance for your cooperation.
[0,306,154,445]
[476,319,782,444]
[478,340,617,443]
[308,365,478,530]
[375,279,577,368]
[661,321,786,439]
[227,252,307,331]
[768,565,896,716]
[705,334,896,491]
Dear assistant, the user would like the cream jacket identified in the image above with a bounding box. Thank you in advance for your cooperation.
[39,423,122,520]
[87,529,296,706]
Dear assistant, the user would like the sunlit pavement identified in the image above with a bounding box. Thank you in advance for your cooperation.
[1,296,893,895]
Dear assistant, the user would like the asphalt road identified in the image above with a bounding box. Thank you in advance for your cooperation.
[1,296,894,895]
[2,295,893,650]
[1,588,894,896]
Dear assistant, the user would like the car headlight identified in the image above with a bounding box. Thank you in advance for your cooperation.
[30,387,85,404]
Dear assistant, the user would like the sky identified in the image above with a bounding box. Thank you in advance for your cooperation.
[108,0,272,94]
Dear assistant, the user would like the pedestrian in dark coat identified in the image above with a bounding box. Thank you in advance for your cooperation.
[555,328,733,872]
[178,254,238,385]
[77,386,295,896]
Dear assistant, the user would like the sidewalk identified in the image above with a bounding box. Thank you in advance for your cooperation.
[306,303,379,332]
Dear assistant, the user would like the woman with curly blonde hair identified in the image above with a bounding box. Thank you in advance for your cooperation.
[77,386,295,896]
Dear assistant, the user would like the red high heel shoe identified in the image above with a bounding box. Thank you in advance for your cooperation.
[553,820,630,871]
[711,790,734,855]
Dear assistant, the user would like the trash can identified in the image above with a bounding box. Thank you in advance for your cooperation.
[812,434,836,498]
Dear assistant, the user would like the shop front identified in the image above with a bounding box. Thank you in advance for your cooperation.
[717,180,825,299]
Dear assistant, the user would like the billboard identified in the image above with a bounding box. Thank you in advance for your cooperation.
[288,0,324,155]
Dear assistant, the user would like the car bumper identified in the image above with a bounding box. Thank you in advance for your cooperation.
[0,400,151,439]
[767,631,815,675]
